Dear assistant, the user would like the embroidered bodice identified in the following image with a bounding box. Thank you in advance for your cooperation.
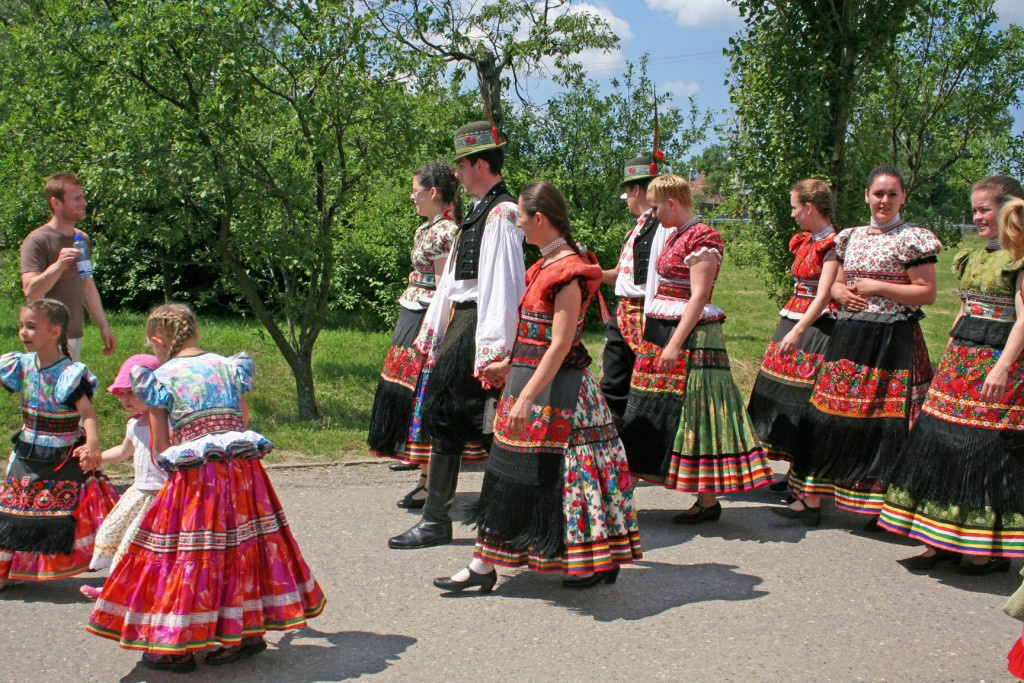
[512,254,602,369]
[835,224,942,316]
[647,221,725,322]
[131,353,255,443]
[780,229,838,320]
[954,247,1024,323]
[399,215,458,310]
[0,352,96,455]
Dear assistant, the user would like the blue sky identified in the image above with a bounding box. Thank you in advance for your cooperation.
[531,0,1024,151]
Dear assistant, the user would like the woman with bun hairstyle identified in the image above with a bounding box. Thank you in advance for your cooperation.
[367,162,485,509]
[747,179,839,484]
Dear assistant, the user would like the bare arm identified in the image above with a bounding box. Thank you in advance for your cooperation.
[657,256,716,373]
[83,278,116,354]
[778,259,839,355]
[854,262,938,307]
[980,273,1024,402]
[21,249,80,300]
[72,395,102,470]
[601,265,619,286]
[149,407,172,454]
[241,396,250,430]
[505,280,582,436]
[100,436,135,464]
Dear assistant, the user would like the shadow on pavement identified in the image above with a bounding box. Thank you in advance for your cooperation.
[0,575,106,605]
[116,628,417,682]
[636,505,814,550]
[441,560,767,622]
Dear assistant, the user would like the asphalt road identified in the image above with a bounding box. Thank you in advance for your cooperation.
[1,461,1020,682]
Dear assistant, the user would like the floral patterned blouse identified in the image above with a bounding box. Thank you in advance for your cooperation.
[0,352,96,455]
[835,224,942,316]
[780,228,838,320]
[512,254,603,370]
[399,214,459,311]
[646,220,726,322]
[954,247,1024,323]
[131,352,271,470]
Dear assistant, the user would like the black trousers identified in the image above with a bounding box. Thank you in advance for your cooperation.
[599,314,635,426]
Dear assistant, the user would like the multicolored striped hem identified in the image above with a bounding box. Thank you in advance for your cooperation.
[664,449,774,493]
[85,596,326,653]
[5,562,90,581]
[834,485,886,515]
[789,473,835,497]
[473,532,642,575]
[879,505,1024,558]
[369,442,488,466]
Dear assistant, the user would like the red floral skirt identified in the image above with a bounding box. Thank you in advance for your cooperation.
[87,458,325,654]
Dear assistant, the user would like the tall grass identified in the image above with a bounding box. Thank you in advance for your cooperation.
[0,235,976,464]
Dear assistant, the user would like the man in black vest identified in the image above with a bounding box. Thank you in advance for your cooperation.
[389,121,525,549]
[599,156,666,426]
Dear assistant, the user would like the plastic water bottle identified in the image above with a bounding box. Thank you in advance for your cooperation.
[73,234,93,279]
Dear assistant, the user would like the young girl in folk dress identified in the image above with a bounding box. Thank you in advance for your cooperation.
[80,354,165,600]
[992,197,1024,679]
[87,303,325,673]
[0,298,119,589]
[434,182,641,593]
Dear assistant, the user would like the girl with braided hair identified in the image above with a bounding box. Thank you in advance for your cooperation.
[0,298,119,589]
[88,303,325,673]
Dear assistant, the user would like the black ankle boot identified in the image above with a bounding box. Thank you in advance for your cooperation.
[388,518,452,549]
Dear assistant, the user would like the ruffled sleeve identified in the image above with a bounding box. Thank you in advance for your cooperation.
[897,227,942,267]
[131,365,172,411]
[789,231,811,255]
[834,228,854,262]
[421,218,458,261]
[541,255,603,309]
[682,224,724,266]
[952,248,972,280]
[56,361,97,408]
[0,352,25,393]
[230,353,256,394]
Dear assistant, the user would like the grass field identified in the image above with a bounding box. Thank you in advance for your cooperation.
[0,234,976,466]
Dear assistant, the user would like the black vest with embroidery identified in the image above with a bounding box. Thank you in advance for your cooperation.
[632,212,661,286]
[454,181,515,281]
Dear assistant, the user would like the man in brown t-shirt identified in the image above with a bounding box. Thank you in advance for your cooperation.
[20,173,116,361]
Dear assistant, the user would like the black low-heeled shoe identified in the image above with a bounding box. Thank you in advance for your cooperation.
[563,565,620,588]
[771,501,822,527]
[768,478,790,492]
[433,567,497,593]
[396,484,427,509]
[390,461,420,471]
[897,548,962,571]
[957,557,1011,576]
[141,652,197,673]
[672,501,722,525]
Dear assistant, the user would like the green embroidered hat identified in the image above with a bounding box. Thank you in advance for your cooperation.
[622,155,661,185]
[453,121,506,161]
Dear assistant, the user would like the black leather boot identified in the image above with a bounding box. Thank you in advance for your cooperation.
[388,452,460,549]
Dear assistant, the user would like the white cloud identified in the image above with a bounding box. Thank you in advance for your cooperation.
[994,0,1024,25]
[645,0,741,28]
[662,80,701,98]
[575,2,634,42]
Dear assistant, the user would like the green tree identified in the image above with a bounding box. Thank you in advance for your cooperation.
[368,0,619,129]
[0,0,437,421]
